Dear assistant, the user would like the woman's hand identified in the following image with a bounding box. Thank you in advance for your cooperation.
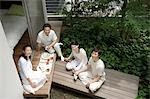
[29,80,37,88]
[74,70,80,76]
[30,81,37,88]
[86,80,92,88]
[72,69,75,73]
[27,78,37,88]
[86,82,90,88]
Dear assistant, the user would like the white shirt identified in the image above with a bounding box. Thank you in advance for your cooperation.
[88,57,105,77]
[18,56,47,93]
[37,30,57,46]
[18,57,33,84]
[69,48,88,70]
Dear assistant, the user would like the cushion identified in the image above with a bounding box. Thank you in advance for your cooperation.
[7,4,25,16]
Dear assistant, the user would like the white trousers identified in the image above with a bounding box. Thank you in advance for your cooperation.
[46,42,63,57]
[22,70,47,94]
[79,71,106,92]
[66,59,80,70]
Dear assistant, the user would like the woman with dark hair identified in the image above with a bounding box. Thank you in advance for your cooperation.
[18,45,47,94]
[64,41,88,80]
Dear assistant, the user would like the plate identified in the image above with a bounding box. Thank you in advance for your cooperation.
[41,52,51,60]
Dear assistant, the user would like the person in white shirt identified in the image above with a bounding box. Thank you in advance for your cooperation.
[74,47,106,93]
[64,41,88,80]
[18,45,47,94]
[36,23,64,61]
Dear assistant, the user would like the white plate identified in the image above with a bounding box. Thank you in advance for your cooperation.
[41,52,51,60]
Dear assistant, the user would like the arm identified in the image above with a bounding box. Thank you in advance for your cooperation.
[47,39,57,49]
[64,52,73,61]
[47,30,58,49]
[90,75,101,83]
[36,43,42,51]
[20,59,31,79]
[27,78,36,88]
[19,58,36,88]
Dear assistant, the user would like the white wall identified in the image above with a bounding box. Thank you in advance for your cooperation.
[0,21,24,99]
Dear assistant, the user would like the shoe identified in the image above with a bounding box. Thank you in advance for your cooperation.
[61,56,64,61]
[74,74,78,81]
[90,89,95,93]
[58,42,63,46]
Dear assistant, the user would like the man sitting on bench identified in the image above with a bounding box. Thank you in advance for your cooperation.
[74,47,106,93]
[36,23,64,61]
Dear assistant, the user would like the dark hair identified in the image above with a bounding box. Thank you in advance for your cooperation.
[43,23,51,30]
[19,45,32,60]
[92,47,101,56]
[70,41,80,48]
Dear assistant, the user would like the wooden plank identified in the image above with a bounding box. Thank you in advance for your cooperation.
[54,62,139,91]
[55,61,139,81]
[53,73,136,99]
[55,61,139,86]
[106,69,139,81]
[53,71,136,98]
[54,77,134,99]
[53,61,139,99]
[54,61,139,88]
[53,79,120,99]
[54,67,138,95]
[53,78,133,99]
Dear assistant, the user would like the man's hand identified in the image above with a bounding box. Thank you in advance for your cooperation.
[46,45,52,50]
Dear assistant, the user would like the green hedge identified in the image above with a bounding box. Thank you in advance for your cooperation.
[60,17,149,99]
[60,0,150,98]
[61,17,149,77]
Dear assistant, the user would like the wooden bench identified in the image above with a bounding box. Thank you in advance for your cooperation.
[53,61,139,99]
[23,51,56,99]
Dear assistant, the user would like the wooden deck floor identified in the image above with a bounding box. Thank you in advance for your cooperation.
[53,61,139,99]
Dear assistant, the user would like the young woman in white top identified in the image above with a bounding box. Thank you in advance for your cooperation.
[64,41,88,80]
[76,47,106,93]
[36,23,64,61]
[18,45,47,94]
